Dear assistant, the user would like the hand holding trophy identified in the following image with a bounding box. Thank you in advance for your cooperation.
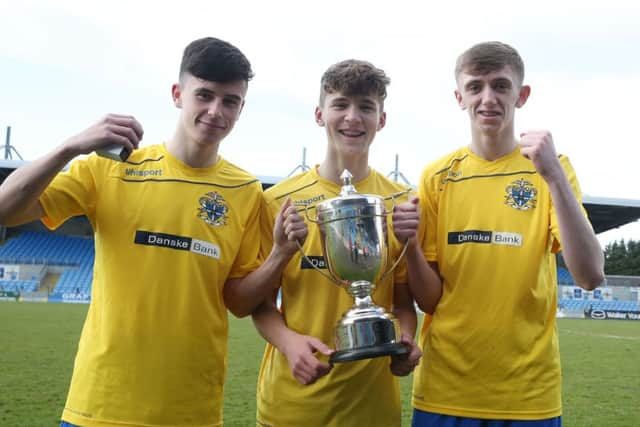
[302,170,408,363]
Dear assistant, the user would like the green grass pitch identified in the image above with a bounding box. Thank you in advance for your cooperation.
[0,303,638,426]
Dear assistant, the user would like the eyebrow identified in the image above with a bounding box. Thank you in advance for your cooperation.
[463,79,482,89]
[195,87,243,102]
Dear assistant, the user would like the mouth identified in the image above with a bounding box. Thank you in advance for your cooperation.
[477,110,501,118]
[339,129,366,138]
[197,119,226,130]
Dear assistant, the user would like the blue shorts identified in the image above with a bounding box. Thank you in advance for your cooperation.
[412,409,562,427]
[60,422,81,427]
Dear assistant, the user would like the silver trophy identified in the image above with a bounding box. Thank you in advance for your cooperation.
[303,170,408,363]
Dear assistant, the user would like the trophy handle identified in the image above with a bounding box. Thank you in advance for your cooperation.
[295,240,340,284]
[382,189,412,212]
[379,240,409,282]
[379,189,413,282]
[301,203,319,223]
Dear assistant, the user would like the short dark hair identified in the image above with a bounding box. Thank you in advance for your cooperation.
[319,59,390,109]
[455,41,525,85]
[179,37,254,83]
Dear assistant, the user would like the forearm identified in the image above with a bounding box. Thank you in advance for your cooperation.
[0,144,77,226]
[548,176,605,290]
[392,299,417,338]
[223,246,294,318]
[405,241,442,314]
[251,298,295,351]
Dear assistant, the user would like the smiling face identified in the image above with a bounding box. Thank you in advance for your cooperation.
[172,73,247,148]
[315,91,386,157]
[455,65,530,137]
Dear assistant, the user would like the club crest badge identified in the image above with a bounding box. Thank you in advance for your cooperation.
[505,179,537,210]
[198,192,229,226]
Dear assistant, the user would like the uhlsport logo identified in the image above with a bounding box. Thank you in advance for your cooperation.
[505,178,537,210]
[125,168,163,177]
[198,192,228,226]
[293,194,326,207]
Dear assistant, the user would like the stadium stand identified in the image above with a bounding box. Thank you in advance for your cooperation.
[0,231,94,295]
[558,299,640,312]
[1,159,640,307]
[0,280,38,292]
[556,267,576,286]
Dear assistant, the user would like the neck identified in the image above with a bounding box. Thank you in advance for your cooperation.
[318,152,370,184]
[469,125,517,161]
[167,127,220,168]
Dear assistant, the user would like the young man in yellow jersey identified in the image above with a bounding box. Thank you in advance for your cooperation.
[0,37,303,427]
[393,41,605,427]
[251,59,423,427]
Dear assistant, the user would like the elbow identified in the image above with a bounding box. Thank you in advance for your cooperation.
[222,290,252,319]
[226,303,251,319]
[0,207,9,226]
[225,295,252,318]
[577,269,605,291]
[418,303,436,316]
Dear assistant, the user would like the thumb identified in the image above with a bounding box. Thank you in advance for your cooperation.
[310,338,334,356]
[409,194,419,206]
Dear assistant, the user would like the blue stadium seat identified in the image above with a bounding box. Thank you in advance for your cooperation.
[0,231,94,296]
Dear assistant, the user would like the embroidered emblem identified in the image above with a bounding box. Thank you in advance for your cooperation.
[198,192,229,226]
[505,179,537,210]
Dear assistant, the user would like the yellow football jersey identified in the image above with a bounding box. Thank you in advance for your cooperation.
[257,166,411,427]
[40,144,262,427]
[412,146,589,420]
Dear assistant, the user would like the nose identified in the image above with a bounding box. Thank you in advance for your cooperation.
[344,105,361,122]
[480,86,497,105]
[207,99,224,117]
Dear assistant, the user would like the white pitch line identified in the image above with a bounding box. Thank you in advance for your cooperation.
[563,329,640,341]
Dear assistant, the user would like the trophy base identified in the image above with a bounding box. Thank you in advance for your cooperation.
[330,342,408,363]
[332,310,406,364]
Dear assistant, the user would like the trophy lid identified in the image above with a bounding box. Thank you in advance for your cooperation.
[315,169,384,219]
[339,170,357,197]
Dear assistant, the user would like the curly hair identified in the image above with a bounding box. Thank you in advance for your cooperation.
[319,59,390,109]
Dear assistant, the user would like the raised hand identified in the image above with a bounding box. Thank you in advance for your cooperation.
[391,195,420,244]
[281,332,334,385]
[273,198,308,257]
[64,114,143,156]
[519,130,564,182]
[389,332,422,376]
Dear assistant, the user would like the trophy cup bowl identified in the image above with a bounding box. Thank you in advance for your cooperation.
[305,170,408,363]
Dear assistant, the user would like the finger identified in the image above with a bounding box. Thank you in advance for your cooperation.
[309,338,334,357]
[409,346,423,364]
[399,333,412,345]
[295,371,313,385]
[109,124,141,149]
[104,115,144,146]
[279,198,293,217]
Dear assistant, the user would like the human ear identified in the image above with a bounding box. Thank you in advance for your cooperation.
[171,83,182,108]
[315,106,325,126]
[454,90,466,110]
[516,85,531,108]
[377,111,387,131]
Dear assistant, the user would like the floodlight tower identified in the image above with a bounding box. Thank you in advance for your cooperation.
[287,147,311,177]
[4,126,23,160]
[387,154,411,186]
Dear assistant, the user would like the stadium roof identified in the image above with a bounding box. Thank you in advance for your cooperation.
[2,159,639,235]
